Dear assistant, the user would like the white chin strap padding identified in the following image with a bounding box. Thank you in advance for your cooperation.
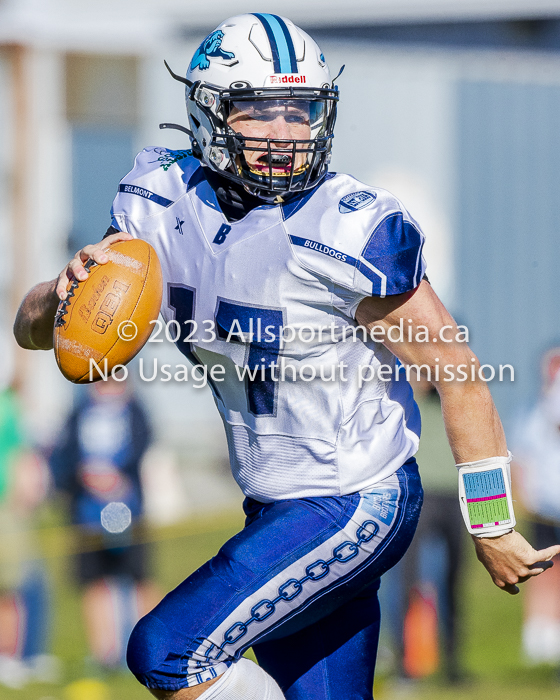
[199,658,286,700]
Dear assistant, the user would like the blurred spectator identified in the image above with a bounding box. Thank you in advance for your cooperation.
[513,348,560,665]
[381,375,466,684]
[49,377,160,673]
[0,386,54,688]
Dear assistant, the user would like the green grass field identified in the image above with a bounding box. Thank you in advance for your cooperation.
[3,509,560,700]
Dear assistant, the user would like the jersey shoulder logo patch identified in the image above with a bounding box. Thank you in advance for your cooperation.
[150,148,193,172]
[190,31,236,71]
[338,191,377,214]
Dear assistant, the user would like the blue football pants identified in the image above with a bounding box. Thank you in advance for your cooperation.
[127,459,423,699]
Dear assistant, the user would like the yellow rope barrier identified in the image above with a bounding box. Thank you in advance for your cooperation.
[0,509,245,562]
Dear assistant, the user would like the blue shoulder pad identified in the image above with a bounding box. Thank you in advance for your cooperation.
[359,211,425,296]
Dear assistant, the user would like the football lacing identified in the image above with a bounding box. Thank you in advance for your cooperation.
[54,258,98,327]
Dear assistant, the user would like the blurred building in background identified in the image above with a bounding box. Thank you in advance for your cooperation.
[1,0,560,508]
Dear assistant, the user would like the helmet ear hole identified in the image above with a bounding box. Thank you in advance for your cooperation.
[190,115,201,129]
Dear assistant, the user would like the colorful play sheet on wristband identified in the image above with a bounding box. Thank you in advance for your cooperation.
[462,468,512,529]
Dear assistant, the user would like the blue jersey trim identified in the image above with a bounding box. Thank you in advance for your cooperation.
[281,173,336,221]
[118,184,173,208]
[289,235,358,268]
[288,206,423,297]
[109,205,120,230]
[253,13,298,74]
[289,234,390,295]
[289,235,399,298]
[356,261,383,290]
[186,165,207,192]
[361,212,424,295]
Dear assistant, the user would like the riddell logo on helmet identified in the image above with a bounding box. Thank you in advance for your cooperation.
[267,74,307,85]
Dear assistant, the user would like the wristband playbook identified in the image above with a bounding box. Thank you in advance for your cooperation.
[457,453,515,537]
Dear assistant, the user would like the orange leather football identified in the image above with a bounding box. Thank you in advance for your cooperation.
[54,239,162,383]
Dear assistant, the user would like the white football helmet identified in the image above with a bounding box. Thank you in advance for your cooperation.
[162,14,340,200]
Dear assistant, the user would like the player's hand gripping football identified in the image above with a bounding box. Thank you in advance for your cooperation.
[472,529,560,595]
[52,231,162,383]
[14,230,134,351]
[55,230,133,300]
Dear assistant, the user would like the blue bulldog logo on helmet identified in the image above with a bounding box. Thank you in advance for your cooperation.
[190,30,236,71]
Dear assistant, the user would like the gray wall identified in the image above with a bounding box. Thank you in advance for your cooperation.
[457,77,560,427]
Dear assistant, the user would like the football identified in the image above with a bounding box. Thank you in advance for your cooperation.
[54,239,163,383]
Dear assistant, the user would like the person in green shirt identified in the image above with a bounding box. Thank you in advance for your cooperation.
[0,388,23,503]
[0,387,54,688]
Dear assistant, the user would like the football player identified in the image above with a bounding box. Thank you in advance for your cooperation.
[14,13,560,700]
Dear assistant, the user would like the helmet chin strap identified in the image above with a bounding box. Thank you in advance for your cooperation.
[241,182,282,203]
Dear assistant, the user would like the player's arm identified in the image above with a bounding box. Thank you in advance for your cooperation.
[13,231,132,351]
[356,280,560,594]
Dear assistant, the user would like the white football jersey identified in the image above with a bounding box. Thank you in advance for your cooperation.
[111,148,426,502]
